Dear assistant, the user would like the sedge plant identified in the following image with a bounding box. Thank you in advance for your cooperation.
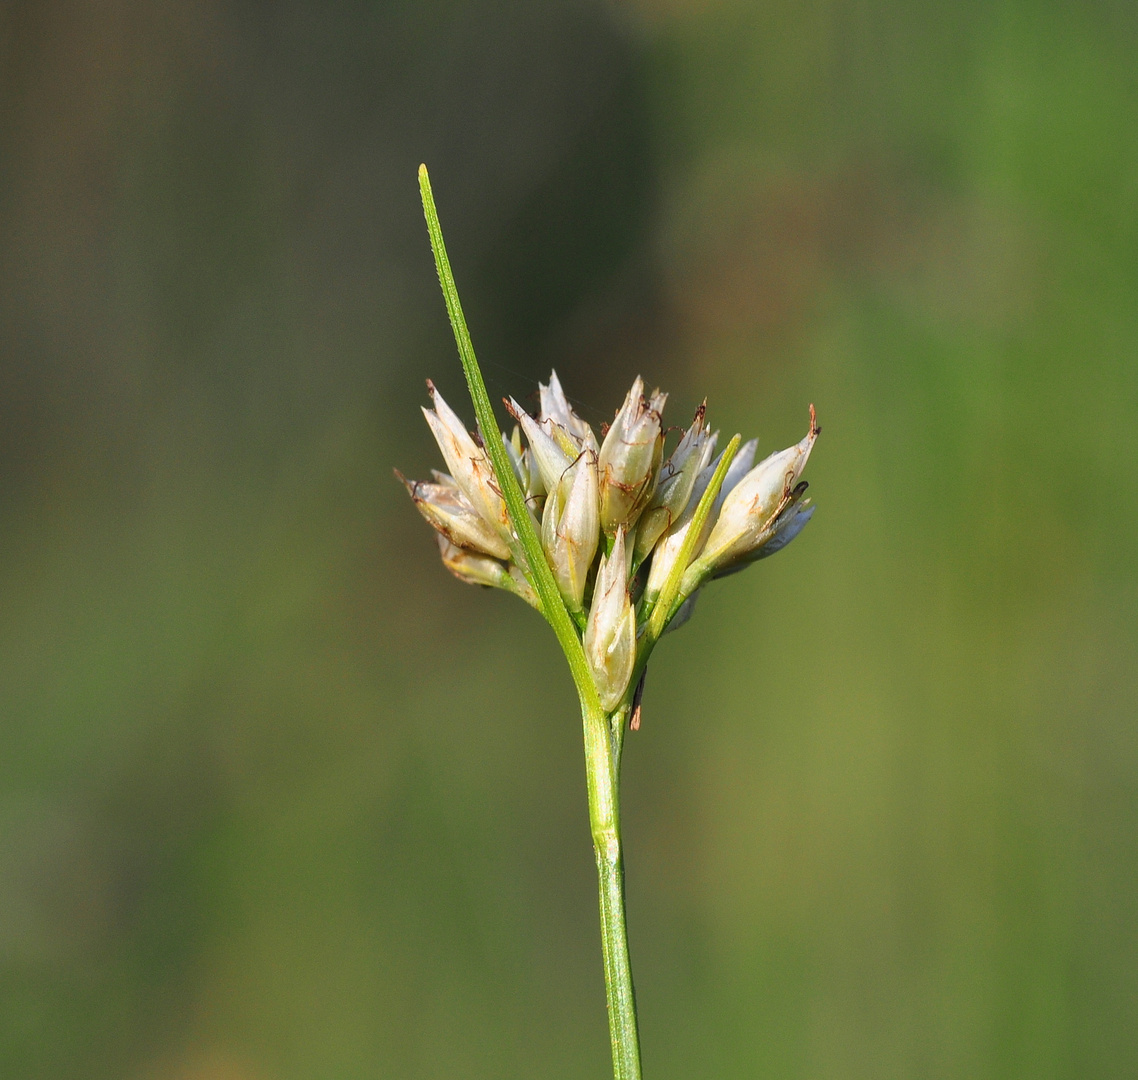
[400,164,820,1079]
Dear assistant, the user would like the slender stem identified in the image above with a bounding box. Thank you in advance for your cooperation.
[583,702,641,1080]
[419,163,639,1077]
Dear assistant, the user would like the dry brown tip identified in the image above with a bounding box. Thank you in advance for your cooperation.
[393,468,422,498]
[630,668,648,731]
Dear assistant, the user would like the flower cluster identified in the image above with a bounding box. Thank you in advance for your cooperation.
[399,372,818,712]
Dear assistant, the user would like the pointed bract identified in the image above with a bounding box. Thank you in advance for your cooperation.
[761,499,814,557]
[717,437,759,504]
[712,494,815,578]
[501,429,527,491]
[508,397,574,495]
[436,536,541,608]
[436,534,510,589]
[540,369,596,447]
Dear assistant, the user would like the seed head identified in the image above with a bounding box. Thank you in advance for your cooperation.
[400,374,819,715]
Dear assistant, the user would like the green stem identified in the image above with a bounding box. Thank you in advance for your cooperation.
[583,703,641,1080]
[419,163,639,1077]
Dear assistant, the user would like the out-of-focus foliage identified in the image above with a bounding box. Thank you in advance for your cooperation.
[1,1,1136,1077]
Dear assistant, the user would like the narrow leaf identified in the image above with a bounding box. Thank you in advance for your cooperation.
[418,164,602,714]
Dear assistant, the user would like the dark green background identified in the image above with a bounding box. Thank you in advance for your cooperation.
[2,1,1136,1077]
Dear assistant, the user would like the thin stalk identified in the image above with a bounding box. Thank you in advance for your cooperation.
[419,163,641,1079]
[583,702,641,1080]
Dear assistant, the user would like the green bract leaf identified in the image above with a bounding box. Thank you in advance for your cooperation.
[418,164,603,717]
[645,433,741,643]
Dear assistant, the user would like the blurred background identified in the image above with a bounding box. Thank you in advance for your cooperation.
[2,1,1136,1077]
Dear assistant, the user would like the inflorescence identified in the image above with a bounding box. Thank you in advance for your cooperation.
[399,372,819,715]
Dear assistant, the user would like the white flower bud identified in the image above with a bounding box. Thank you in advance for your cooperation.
[397,471,511,559]
[507,397,574,495]
[540,449,600,611]
[540,369,596,448]
[597,377,667,533]
[584,527,636,712]
[634,403,717,563]
[422,382,509,538]
[700,407,819,570]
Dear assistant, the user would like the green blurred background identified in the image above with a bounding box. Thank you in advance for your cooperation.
[2,1,1136,1077]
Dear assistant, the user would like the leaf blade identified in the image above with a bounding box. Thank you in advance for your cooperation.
[418,164,602,714]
